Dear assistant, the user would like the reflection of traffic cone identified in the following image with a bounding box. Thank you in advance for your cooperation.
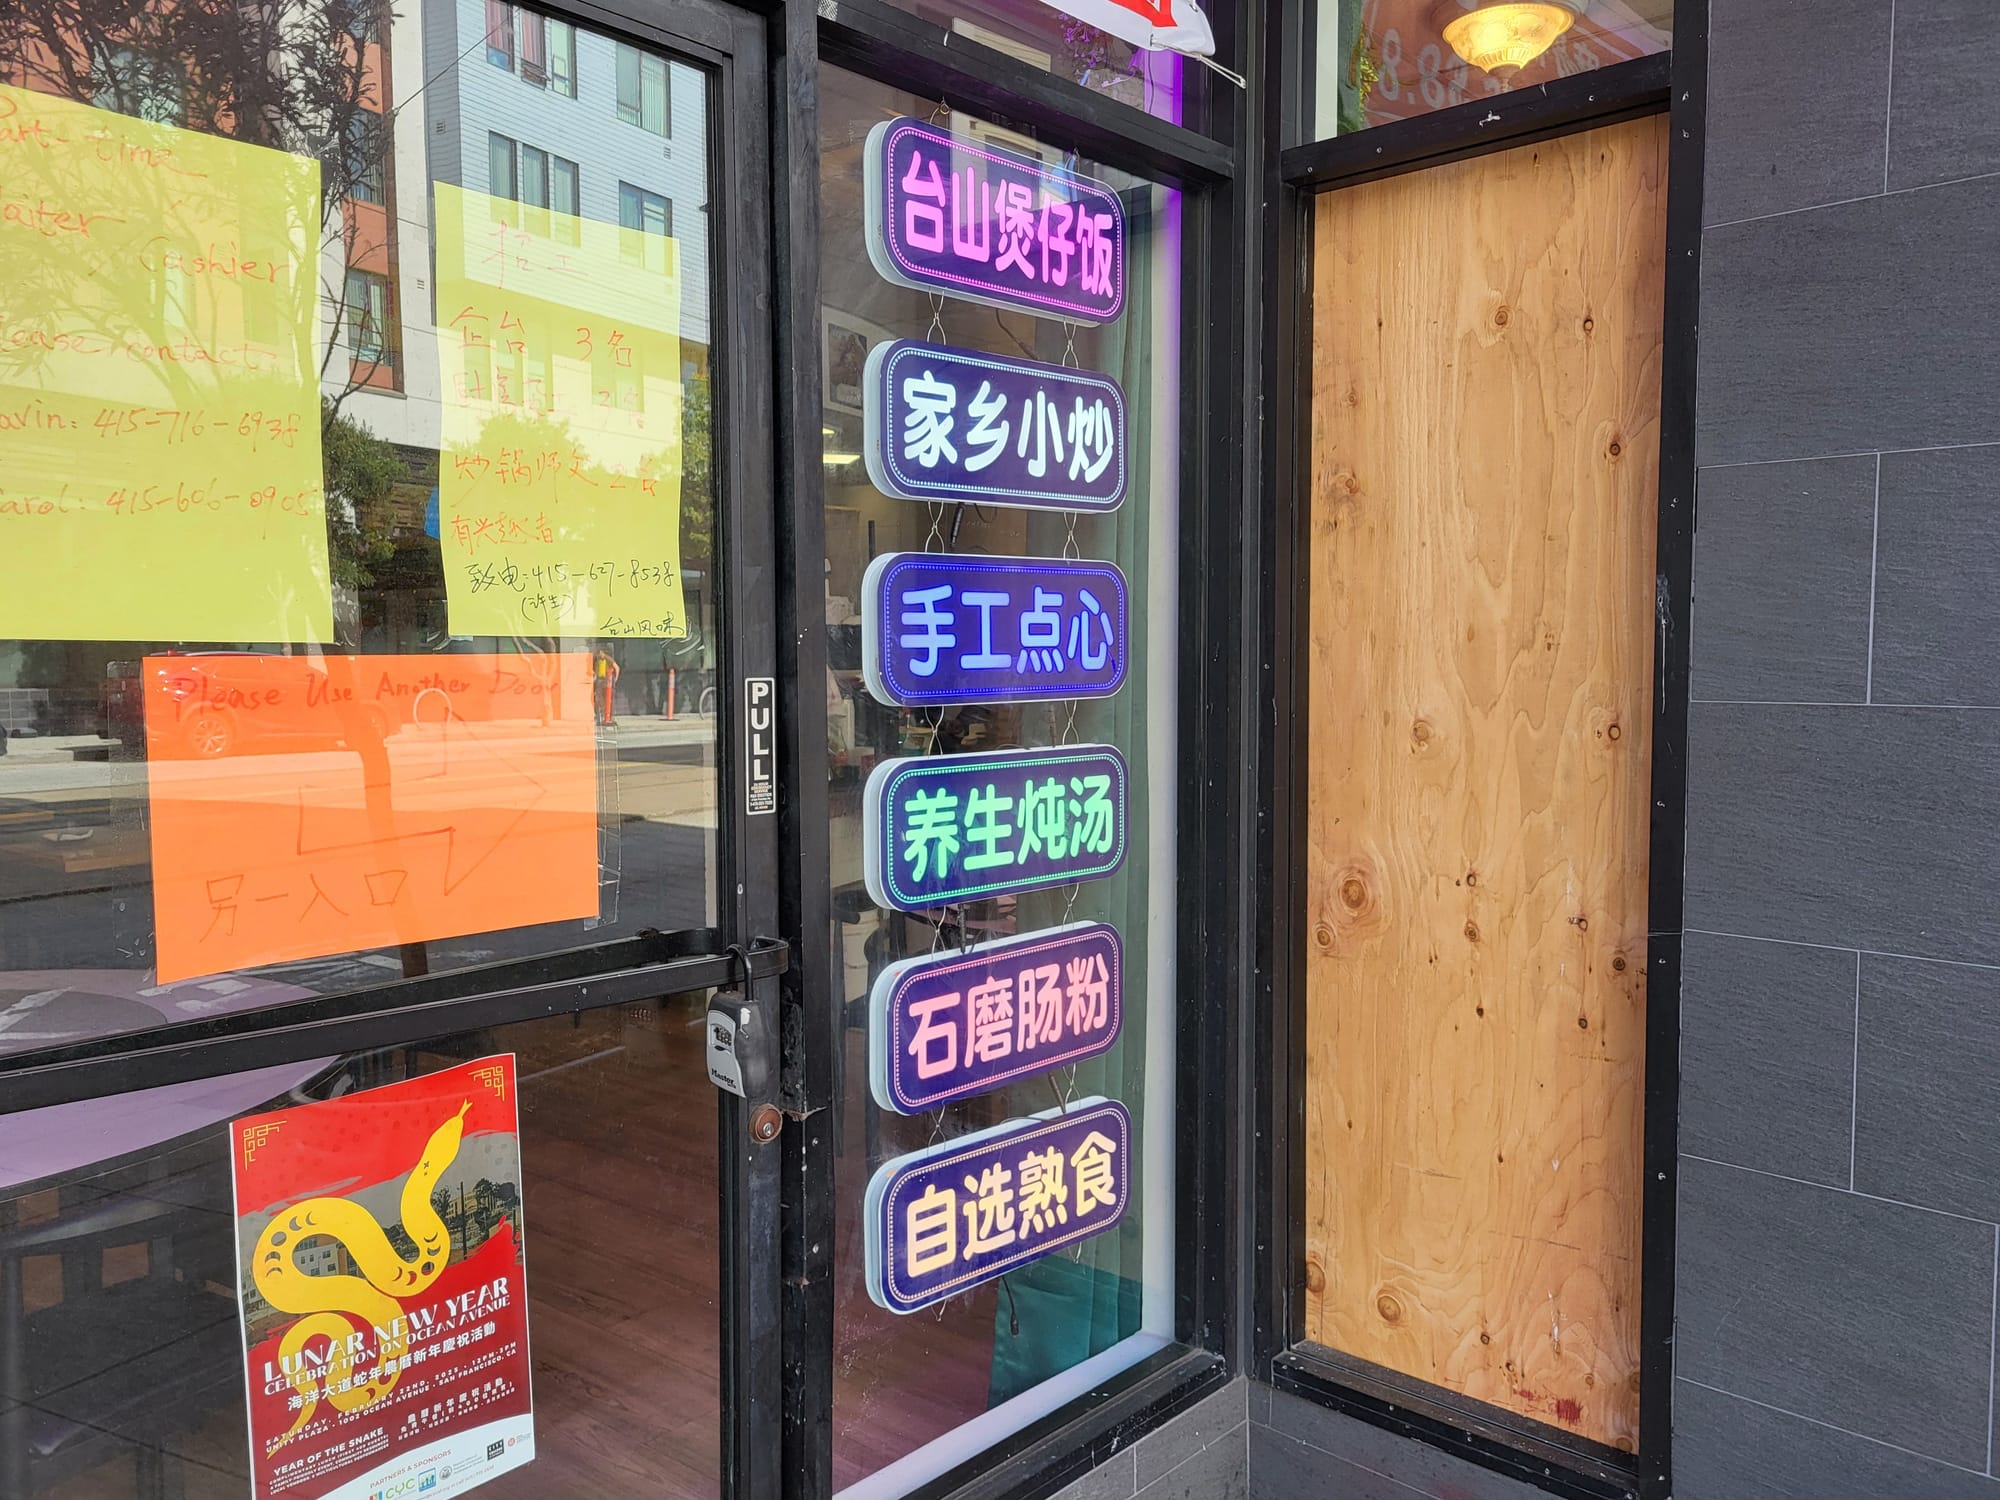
[666,668,676,721]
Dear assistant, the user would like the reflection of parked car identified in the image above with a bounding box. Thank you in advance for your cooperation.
[117,654,393,760]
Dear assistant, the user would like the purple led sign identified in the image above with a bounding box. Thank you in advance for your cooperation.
[863,1097,1132,1314]
[862,552,1128,708]
[864,116,1126,326]
[869,922,1123,1115]
[864,340,1128,512]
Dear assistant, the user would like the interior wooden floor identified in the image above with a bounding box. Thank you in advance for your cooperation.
[17,995,997,1499]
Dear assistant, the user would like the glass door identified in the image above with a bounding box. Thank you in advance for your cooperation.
[0,0,782,1493]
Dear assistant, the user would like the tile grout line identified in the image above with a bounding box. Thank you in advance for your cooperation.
[1989,1225,1998,1475]
[1689,700,2000,711]
[1702,162,2000,234]
[1685,927,2000,975]
[1850,950,1861,1190]
[1678,1378,1993,1478]
[1698,437,2000,472]
[1883,0,1898,195]
[1865,453,1882,704]
[1682,1152,2000,1229]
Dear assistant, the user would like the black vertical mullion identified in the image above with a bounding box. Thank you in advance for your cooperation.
[769,1,835,1498]
[702,5,785,1500]
[1638,1,1711,1496]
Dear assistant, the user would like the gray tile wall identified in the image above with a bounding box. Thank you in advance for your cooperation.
[1679,2,2000,1496]
[1044,1382,1248,1500]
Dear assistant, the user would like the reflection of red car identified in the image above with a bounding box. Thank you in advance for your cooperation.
[132,654,394,759]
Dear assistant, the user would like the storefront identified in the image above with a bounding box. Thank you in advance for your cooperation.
[3,0,1991,1498]
[0,0,1238,1494]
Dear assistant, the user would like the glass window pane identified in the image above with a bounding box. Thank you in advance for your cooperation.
[518,6,547,82]
[1313,0,1672,137]
[488,128,516,198]
[817,65,1180,1493]
[0,1007,725,1496]
[641,51,669,137]
[484,0,513,68]
[521,141,549,206]
[615,41,641,126]
[0,4,719,1061]
[549,20,576,96]
[553,154,580,217]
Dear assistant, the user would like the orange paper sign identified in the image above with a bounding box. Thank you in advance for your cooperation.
[145,652,599,983]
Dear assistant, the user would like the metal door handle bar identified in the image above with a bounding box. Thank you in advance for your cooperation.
[0,933,790,1117]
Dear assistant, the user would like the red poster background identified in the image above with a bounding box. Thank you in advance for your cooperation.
[232,1056,534,1500]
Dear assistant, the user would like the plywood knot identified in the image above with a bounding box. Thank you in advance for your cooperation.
[1493,304,1510,328]
[1612,955,1628,974]
[1410,717,1434,748]
[1340,876,1369,911]
[1464,921,1481,943]
[1313,921,1336,952]
[1607,436,1624,459]
[1305,1258,1326,1295]
[1375,1291,1403,1324]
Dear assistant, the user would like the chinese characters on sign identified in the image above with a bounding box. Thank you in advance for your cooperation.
[863,745,1128,911]
[144,652,600,983]
[871,923,1123,1114]
[865,116,1126,325]
[862,553,1128,706]
[0,82,331,643]
[232,1056,535,1500]
[864,1098,1132,1314]
[435,183,688,638]
[864,341,1128,511]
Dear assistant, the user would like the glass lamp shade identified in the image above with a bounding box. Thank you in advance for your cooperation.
[1441,1,1578,75]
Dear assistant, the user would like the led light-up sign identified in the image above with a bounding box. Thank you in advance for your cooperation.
[864,117,1126,325]
[864,1097,1131,1314]
[862,553,1128,707]
[864,340,1128,512]
[863,745,1128,911]
[870,922,1123,1114]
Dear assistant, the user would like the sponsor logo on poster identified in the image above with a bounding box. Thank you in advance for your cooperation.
[232,1056,536,1500]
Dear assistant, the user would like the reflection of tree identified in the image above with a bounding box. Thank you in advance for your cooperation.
[323,395,399,594]
[680,371,713,570]
[0,0,395,411]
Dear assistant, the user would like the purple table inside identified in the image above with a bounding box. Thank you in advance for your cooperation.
[0,969,334,1192]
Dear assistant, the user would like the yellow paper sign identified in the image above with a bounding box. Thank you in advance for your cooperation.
[0,83,330,643]
[434,183,687,639]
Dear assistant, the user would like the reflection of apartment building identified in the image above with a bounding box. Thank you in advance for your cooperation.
[420,0,712,352]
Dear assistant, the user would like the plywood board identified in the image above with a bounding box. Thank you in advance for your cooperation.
[1303,116,1667,1451]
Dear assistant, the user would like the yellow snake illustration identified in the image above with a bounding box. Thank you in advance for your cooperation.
[252,1101,471,1455]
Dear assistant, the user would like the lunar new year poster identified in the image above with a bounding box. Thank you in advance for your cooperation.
[231,1056,535,1500]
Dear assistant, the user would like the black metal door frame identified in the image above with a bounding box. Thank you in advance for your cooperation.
[0,0,796,1494]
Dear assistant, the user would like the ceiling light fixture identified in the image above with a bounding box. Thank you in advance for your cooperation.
[1441,0,1578,79]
